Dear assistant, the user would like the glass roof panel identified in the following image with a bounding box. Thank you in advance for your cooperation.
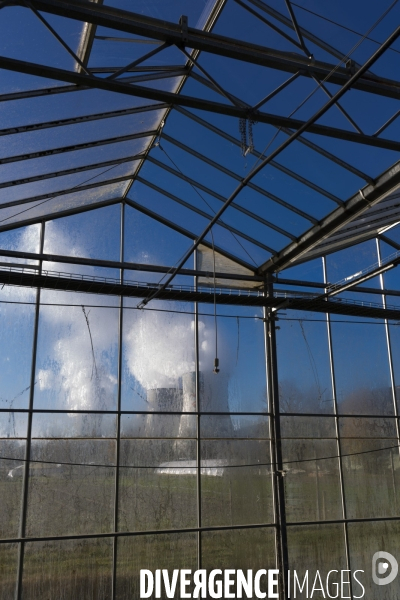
[0,111,161,158]
[0,161,139,206]
[43,204,121,261]
[0,139,152,182]
[0,0,399,275]
[103,0,216,27]
[0,183,126,228]
[0,7,85,69]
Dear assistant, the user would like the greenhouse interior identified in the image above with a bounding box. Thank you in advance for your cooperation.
[1,0,400,598]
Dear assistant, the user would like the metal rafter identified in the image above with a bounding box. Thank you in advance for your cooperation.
[0,196,123,233]
[107,41,170,80]
[233,0,305,53]
[0,129,155,166]
[0,248,262,282]
[188,71,373,183]
[125,197,256,271]
[0,152,144,190]
[175,106,349,202]
[260,160,400,273]
[138,22,400,304]
[161,132,332,217]
[146,154,297,239]
[26,0,91,74]
[2,55,400,153]
[283,0,312,58]
[0,103,167,137]
[0,174,135,212]
[136,176,276,254]
[245,0,361,66]
[9,0,399,98]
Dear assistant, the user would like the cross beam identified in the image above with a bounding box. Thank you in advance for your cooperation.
[9,0,400,100]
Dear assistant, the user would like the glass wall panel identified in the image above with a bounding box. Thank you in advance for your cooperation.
[330,320,393,415]
[0,543,18,600]
[124,205,193,272]
[115,532,197,600]
[118,439,197,532]
[0,286,36,410]
[43,205,121,262]
[276,311,333,413]
[120,413,197,439]
[22,538,113,600]
[201,438,273,527]
[0,439,25,539]
[31,412,116,438]
[282,417,342,522]
[201,527,276,582]
[386,322,400,411]
[121,299,195,413]
[0,411,27,439]
[348,520,400,600]
[26,439,115,537]
[287,524,347,599]
[198,305,267,413]
[34,293,119,411]
[340,417,400,519]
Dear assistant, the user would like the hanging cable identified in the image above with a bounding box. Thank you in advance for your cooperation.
[1,442,399,471]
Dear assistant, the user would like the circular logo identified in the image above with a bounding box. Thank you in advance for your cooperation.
[372,552,398,586]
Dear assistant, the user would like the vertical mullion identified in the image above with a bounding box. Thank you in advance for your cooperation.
[112,202,125,599]
[322,256,353,598]
[264,278,288,600]
[194,247,202,569]
[376,239,400,501]
[15,220,45,600]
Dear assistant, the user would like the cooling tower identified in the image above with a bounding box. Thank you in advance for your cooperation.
[178,371,198,438]
[145,387,183,437]
[178,370,233,438]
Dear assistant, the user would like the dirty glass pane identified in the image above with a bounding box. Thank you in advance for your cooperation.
[121,413,197,439]
[201,439,273,527]
[201,414,269,438]
[282,438,342,523]
[201,527,276,573]
[340,417,400,519]
[0,440,25,539]
[34,295,119,411]
[26,439,115,537]
[121,300,195,412]
[277,311,333,413]
[31,412,116,438]
[118,439,197,532]
[331,320,393,415]
[115,532,197,600]
[43,204,121,262]
[124,204,193,270]
[281,415,336,438]
[287,524,347,599]
[0,544,18,600]
[0,286,36,410]
[387,322,400,412]
[22,538,113,600]
[198,305,267,413]
[348,520,400,600]
[0,412,28,438]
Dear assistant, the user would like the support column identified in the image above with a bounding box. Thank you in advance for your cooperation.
[322,256,353,598]
[264,276,288,600]
[112,201,125,599]
[15,220,45,600]
[194,247,202,570]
